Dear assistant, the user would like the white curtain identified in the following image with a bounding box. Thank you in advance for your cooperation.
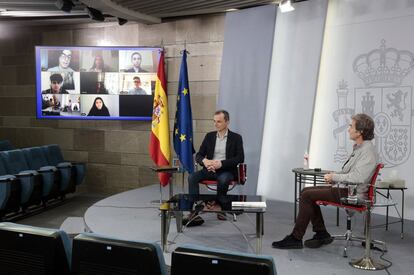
[257,0,328,200]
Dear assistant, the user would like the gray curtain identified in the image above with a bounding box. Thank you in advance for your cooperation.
[257,0,328,200]
[218,5,277,194]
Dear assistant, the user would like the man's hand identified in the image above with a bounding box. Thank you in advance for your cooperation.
[203,158,216,172]
[211,160,222,170]
[202,158,222,172]
[324,173,334,184]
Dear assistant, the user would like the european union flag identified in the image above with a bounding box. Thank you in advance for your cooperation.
[173,50,195,173]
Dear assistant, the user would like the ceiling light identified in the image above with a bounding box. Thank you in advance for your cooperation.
[118,17,128,25]
[86,7,105,22]
[55,0,75,13]
[279,0,295,13]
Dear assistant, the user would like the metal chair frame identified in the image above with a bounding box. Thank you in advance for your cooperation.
[316,164,389,270]
[199,163,247,192]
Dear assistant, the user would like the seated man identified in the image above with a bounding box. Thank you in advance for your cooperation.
[272,113,378,249]
[42,73,68,94]
[128,76,147,95]
[184,110,244,226]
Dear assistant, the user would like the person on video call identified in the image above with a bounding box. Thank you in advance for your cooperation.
[183,110,244,227]
[87,97,110,116]
[128,76,147,95]
[47,49,74,72]
[95,81,109,94]
[42,73,68,94]
[272,113,378,249]
[125,52,148,73]
[89,55,110,72]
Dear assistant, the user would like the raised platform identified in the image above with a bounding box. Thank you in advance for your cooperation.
[84,184,413,274]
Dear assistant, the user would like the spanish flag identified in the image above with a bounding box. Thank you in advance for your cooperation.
[149,51,171,186]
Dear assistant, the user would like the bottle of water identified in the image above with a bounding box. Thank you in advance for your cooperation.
[303,151,309,169]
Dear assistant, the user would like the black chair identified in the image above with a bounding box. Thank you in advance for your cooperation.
[0,222,72,275]
[72,233,168,275]
[171,244,276,275]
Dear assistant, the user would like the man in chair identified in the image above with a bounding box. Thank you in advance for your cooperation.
[184,110,244,226]
[272,113,378,249]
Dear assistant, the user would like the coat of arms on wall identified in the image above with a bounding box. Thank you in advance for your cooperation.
[333,40,414,167]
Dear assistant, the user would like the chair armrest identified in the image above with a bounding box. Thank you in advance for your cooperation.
[0,174,16,182]
[39,166,58,172]
[57,162,72,168]
[17,170,39,177]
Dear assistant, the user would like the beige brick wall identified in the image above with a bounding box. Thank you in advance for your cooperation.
[0,14,224,195]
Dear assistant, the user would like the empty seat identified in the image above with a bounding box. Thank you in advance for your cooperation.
[0,222,71,275]
[0,140,14,151]
[42,144,86,194]
[0,158,21,218]
[22,147,60,200]
[72,233,168,275]
[0,150,43,208]
[171,244,277,275]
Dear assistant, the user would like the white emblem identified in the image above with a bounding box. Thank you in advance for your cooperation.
[333,40,414,167]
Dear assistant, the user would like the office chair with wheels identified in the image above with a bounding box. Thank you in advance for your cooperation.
[316,163,386,259]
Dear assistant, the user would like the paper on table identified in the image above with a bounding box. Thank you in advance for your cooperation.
[232,201,267,208]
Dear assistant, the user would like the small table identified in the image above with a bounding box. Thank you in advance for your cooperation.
[291,168,340,225]
[160,194,266,254]
[150,166,180,200]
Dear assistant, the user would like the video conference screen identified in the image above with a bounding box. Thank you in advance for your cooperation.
[35,46,161,120]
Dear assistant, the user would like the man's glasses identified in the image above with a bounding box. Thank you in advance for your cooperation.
[60,54,71,59]
[51,81,61,84]
[134,80,140,83]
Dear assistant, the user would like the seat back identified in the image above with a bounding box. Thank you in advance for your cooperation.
[0,140,14,151]
[22,147,50,170]
[42,144,65,166]
[368,163,384,204]
[171,244,276,275]
[0,156,21,214]
[0,155,8,176]
[237,163,247,185]
[0,222,71,275]
[72,233,167,275]
[0,149,30,174]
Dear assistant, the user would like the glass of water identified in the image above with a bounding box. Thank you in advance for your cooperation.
[347,184,358,204]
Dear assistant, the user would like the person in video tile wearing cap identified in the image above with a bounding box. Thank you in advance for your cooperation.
[42,73,68,94]
[47,49,74,72]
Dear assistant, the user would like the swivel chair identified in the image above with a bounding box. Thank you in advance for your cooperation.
[316,163,388,270]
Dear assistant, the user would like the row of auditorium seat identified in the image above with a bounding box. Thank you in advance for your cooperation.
[0,142,85,219]
[0,222,277,275]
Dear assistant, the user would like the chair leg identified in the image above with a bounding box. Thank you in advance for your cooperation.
[331,215,367,258]
[350,208,388,270]
[232,213,237,222]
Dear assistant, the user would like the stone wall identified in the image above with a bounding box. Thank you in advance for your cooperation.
[0,14,224,194]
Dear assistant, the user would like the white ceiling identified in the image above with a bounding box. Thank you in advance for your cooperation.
[0,0,304,25]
